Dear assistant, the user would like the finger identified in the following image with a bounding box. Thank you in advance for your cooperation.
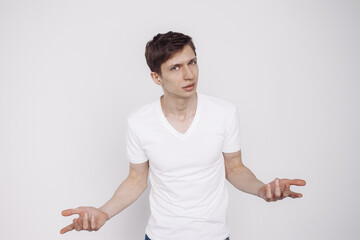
[62,208,81,217]
[83,212,89,230]
[289,191,303,198]
[286,179,306,186]
[274,178,281,199]
[282,184,290,198]
[91,215,96,230]
[73,218,81,231]
[60,223,74,234]
[266,184,273,201]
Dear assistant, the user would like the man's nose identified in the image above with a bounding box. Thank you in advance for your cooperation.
[183,65,193,79]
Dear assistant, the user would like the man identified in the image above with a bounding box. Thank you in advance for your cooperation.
[60,31,306,240]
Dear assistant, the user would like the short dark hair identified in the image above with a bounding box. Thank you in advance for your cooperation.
[145,31,196,75]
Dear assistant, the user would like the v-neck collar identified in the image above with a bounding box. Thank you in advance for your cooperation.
[157,93,202,140]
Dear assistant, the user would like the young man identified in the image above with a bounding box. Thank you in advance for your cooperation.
[60,32,306,240]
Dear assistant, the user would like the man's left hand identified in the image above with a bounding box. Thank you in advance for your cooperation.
[259,178,306,202]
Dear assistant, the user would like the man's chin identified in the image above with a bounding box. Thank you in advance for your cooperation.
[165,90,197,100]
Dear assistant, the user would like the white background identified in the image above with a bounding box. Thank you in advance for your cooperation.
[1,0,359,239]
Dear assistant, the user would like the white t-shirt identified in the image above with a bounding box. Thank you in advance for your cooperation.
[126,93,241,240]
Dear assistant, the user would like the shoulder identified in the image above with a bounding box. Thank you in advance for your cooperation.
[199,93,237,114]
[127,99,158,127]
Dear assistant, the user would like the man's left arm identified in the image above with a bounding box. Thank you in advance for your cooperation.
[223,150,306,202]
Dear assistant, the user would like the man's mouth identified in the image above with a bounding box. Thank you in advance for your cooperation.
[183,83,196,92]
[183,83,195,88]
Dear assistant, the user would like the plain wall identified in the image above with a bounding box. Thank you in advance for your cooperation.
[1,0,359,239]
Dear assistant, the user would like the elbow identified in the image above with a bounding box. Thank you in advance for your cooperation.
[225,165,244,181]
[225,169,230,180]
[128,175,148,193]
[141,180,148,192]
[225,168,234,181]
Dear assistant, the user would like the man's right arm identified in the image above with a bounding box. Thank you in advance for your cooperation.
[100,161,149,219]
[60,161,149,234]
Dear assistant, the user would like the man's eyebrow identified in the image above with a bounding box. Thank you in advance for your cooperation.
[168,63,180,69]
[168,57,197,68]
[191,57,197,61]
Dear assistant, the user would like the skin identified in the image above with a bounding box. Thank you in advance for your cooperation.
[223,150,306,201]
[60,44,306,234]
[60,161,149,234]
[150,44,199,133]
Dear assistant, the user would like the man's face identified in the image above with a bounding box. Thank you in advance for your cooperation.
[155,45,199,99]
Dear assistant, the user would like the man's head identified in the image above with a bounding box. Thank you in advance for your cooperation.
[145,31,199,99]
[145,31,196,76]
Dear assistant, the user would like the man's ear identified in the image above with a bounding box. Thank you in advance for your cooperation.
[150,72,163,86]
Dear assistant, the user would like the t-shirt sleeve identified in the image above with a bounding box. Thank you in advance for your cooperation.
[126,120,148,164]
[222,104,241,153]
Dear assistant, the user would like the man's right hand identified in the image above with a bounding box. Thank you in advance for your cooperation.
[60,207,108,234]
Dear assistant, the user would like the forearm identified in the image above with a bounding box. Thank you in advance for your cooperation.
[99,176,147,220]
[226,165,265,197]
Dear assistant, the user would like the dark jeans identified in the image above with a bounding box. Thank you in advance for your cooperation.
[145,234,229,240]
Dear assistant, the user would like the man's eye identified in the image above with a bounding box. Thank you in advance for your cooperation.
[190,60,197,65]
[171,66,179,71]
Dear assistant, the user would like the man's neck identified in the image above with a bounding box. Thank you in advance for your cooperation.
[161,92,198,120]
